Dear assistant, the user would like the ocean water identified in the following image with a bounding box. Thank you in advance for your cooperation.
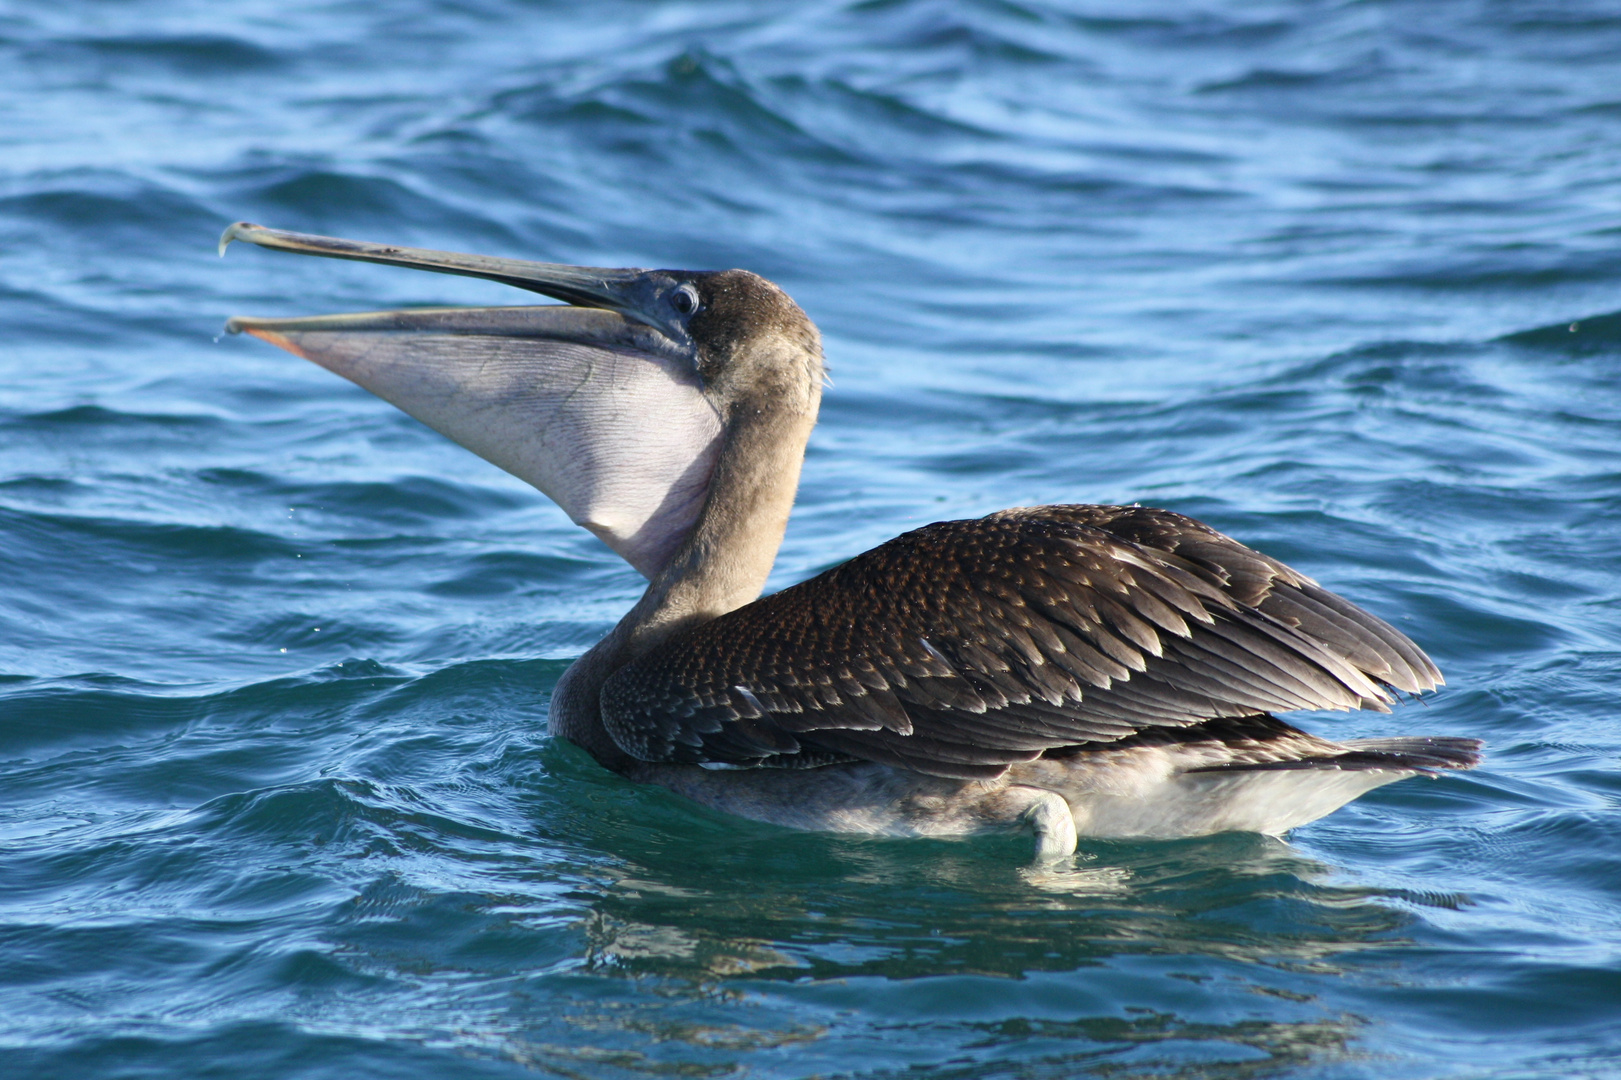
[3,1,1620,1076]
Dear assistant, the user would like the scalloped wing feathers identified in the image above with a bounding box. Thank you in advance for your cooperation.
[600,505,1442,779]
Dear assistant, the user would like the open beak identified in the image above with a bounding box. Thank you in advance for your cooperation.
[220,223,721,580]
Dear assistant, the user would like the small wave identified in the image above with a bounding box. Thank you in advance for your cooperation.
[29,33,281,75]
[2,183,212,236]
[1500,309,1621,356]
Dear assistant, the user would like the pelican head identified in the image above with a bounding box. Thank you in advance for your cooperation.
[220,223,822,579]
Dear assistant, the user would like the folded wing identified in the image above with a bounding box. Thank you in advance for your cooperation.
[600,505,1442,779]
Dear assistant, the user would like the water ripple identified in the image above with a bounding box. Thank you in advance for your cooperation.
[4,0,1621,1077]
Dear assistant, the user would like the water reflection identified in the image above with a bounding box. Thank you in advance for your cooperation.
[293,742,1417,1076]
[569,833,1414,981]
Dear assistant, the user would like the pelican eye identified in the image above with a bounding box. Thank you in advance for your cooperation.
[670,285,700,316]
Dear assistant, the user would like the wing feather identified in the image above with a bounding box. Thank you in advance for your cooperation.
[599,505,1442,777]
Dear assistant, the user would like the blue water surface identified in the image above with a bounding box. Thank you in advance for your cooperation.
[3,1,1620,1077]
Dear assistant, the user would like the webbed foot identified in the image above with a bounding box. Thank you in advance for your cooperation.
[1019,789,1078,865]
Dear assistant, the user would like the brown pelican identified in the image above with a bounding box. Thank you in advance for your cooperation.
[220,222,1479,862]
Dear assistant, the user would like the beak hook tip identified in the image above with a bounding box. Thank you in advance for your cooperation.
[219,221,259,257]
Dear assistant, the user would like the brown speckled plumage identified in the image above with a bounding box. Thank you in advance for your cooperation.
[602,504,1452,779]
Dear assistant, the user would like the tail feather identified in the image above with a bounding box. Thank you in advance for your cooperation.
[1188,735,1482,775]
[1334,735,1483,770]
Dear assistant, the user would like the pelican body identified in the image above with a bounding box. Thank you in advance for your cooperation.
[221,223,1478,861]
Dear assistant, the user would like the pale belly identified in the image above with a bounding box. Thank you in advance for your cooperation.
[633,744,1421,862]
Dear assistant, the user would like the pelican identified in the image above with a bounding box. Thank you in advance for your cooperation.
[220,222,1479,862]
